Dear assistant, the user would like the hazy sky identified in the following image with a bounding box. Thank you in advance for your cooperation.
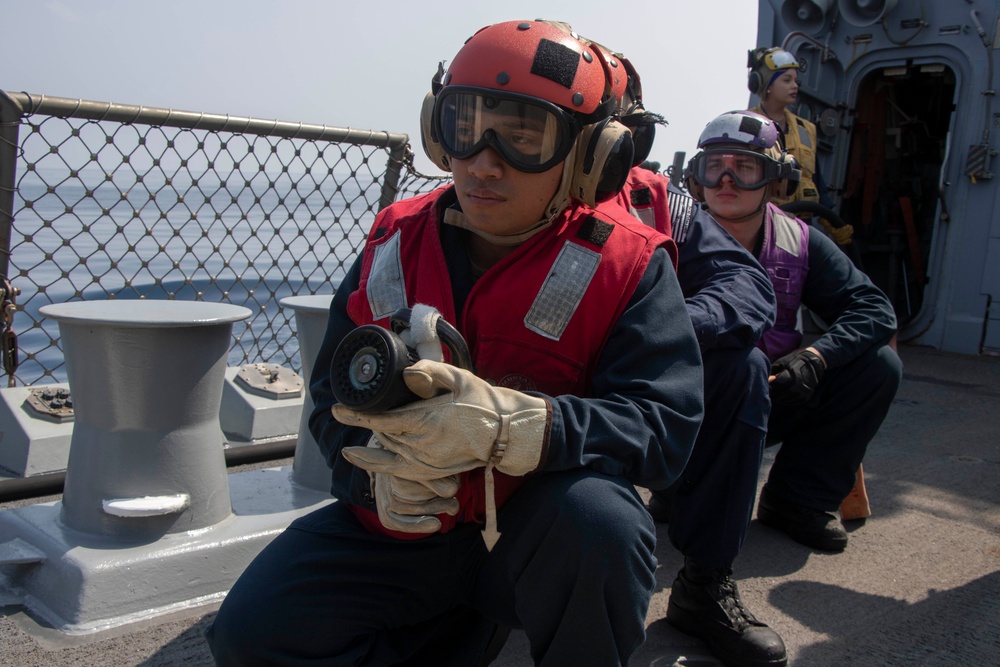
[1,0,761,173]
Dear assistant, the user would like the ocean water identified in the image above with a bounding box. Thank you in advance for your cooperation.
[8,167,377,384]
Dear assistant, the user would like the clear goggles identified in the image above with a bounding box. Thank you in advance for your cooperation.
[433,86,580,173]
[692,149,776,190]
[764,50,800,71]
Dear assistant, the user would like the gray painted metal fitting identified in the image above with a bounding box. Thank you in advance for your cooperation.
[280,294,336,493]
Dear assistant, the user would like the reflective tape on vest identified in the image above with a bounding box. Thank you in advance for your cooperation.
[367,230,408,319]
[524,241,601,340]
[772,211,804,257]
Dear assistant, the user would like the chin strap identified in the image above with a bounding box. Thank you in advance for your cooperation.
[443,206,553,247]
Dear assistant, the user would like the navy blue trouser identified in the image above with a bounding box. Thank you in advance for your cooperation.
[765,343,903,510]
[205,469,657,666]
[660,346,771,569]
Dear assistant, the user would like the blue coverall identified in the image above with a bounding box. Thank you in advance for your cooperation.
[758,229,901,511]
[663,182,901,570]
[666,189,776,569]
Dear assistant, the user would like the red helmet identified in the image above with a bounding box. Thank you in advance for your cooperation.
[421,20,633,207]
[443,20,612,118]
[426,20,617,174]
[585,39,629,108]
[579,38,663,167]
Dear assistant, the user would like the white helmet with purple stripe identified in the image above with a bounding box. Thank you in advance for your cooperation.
[685,110,799,203]
[697,110,779,151]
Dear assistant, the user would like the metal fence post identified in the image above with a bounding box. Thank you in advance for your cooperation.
[0,91,22,279]
[378,142,409,212]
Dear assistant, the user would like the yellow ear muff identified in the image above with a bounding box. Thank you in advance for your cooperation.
[570,118,634,207]
[419,92,451,172]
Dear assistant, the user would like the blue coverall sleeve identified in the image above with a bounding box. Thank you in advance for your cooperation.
[544,247,704,491]
[676,207,777,351]
[800,231,898,369]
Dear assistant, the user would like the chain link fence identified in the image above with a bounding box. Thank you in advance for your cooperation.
[0,90,449,386]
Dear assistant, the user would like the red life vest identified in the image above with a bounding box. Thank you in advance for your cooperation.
[600,167,678,267]
[345,185,670,539]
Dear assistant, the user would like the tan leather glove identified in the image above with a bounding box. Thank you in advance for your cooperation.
[373,473,460,533]
[345,437,460,534]
[335,359,550,478]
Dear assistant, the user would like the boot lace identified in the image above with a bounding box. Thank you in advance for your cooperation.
[709,572,766,630]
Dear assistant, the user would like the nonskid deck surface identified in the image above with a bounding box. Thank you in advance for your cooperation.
[1,343,998,666]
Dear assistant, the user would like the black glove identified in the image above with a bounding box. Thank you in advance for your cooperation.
[770,348,825,406]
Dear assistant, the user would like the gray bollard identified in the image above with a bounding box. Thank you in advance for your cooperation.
[279,294,335,493]
[0,299,332,634]
[48,300,248,540]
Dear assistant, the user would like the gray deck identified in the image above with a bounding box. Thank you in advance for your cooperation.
[2,342,998,666]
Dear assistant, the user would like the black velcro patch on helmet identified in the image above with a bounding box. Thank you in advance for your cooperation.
[630,187,653,207]
[531,39,579,89]
[577,215,614,246]
[739,115,764,138]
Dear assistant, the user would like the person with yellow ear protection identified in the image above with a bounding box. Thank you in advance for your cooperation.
[748,47,820,206]
[205,19,704,666]
[685,110,901,560]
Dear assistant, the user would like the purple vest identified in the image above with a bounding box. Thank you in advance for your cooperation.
[755,203,810,362]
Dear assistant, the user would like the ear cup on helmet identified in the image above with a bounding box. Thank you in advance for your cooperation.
[775,152,801,198]
[627,117,656,167]
[747,47,765,94]
[683,152,706,203]
[571,118,634,206]
[419,91,451,172]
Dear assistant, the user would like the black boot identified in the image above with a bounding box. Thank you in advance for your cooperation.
[756,484,848,552]
[666,558,787,667]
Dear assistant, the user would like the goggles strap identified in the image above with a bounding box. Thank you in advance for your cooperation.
[575,96,617,126]
[542,143,578,223]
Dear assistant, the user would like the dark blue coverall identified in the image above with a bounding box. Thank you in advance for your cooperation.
[663,182,901,572]
[758,229,901,511]
[661,184,776,569]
